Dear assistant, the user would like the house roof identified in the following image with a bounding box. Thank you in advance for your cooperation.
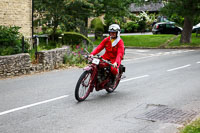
[130,3,164,12]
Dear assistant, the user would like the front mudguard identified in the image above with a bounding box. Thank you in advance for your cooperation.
[83,66,93,71]
[83,65,96,92]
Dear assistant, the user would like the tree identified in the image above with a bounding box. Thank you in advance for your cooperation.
[34,0,69,40]
[34,0,94,39]
[130,0,200,43]
[65,0,94,37]
[93,0,131,26]
[161,0,200,43]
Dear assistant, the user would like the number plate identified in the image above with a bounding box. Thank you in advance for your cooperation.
[92,58,100,65]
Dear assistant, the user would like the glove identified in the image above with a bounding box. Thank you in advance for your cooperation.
[113,62,118,68]
[89,54,94,58]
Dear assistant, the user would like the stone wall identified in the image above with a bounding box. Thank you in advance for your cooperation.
[0,0,32,38]
[37,47,70,71]
[0,53,31,78]
[0,47,70,78]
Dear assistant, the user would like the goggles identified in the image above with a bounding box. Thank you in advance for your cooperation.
[109,25,119,31]
[109,26,119,31]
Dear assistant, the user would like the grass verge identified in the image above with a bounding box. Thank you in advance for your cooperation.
[168,33,200,48]
[121,34,174,47]
[180,118,200,133]
[90,34,200,48]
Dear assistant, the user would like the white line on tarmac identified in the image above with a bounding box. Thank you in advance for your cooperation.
[0,95,69,116]
[197,61,200,64]
[123,56,154,62]
[167,64,191,72]
[123,50,195,62]
[121,75,149,83]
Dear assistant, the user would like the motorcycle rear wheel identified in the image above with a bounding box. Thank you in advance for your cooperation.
[75,71,92,102]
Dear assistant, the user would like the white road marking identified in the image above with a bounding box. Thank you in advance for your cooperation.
[125,52,148,56]
[123,55,154,62]
[197,61,200,64]
[121,75,149,83]
[136,50,149,52]
[184,50,195,52]
[167,64,191,72]
[123,50,195,62]
[0,95,69,116]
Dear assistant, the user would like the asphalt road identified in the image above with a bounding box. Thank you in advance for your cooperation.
[0,49,200,133]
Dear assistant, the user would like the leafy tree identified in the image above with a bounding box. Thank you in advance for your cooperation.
[0,26,29,55]
[34,0,69,40]
[34,0,134,39]
[93,0,132,26]
[65,0,94,37]
[34,0,94,40]
[161,0,200,43]
[131,0,200,43]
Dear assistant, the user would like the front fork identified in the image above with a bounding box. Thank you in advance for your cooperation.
[83,65,97,92]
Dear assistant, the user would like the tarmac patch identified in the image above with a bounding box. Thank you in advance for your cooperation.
[135,105,198,125]
[115,104,198,125]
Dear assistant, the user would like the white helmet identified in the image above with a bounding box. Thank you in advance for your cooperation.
[108,24,121,37]
[108,24,120,32]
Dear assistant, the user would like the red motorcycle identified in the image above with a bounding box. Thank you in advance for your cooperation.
[75,54,126,102]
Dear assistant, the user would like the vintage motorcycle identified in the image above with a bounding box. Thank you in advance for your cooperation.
[75,53,126,102]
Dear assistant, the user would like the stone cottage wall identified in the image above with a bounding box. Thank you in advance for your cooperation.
[0,0,32,38]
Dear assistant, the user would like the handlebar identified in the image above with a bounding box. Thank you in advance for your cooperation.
[101,58,115,68]
[89,55,115,68]
[83,49,115,67]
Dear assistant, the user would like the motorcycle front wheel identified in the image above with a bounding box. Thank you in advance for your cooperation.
[75,71,92,102]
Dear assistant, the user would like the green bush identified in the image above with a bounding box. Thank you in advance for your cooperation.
[0,25,29,56]
[124,22,139,33]
[91,18,105,39]
[63,32,94,46]
[169,13,184,27]
[138,17,146,32]
[91,18,105,33]
[63,33,82,45]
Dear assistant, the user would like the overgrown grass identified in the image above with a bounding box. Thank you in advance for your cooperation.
[180,118,200,133]
[168,33,200,47]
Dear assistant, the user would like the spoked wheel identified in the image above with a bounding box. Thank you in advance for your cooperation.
[106,74,121,93]
[75,71,92,102]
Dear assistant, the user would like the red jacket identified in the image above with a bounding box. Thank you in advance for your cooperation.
[91,36,124,67]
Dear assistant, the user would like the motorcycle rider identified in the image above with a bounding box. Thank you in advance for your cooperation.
[90,24,125,87]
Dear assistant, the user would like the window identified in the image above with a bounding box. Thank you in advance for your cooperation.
[166,24,174,28]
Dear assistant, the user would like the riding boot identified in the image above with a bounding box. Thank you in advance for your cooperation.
[110,73,118,88]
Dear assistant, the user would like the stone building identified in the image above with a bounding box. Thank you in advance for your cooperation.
[0,0,32,38]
